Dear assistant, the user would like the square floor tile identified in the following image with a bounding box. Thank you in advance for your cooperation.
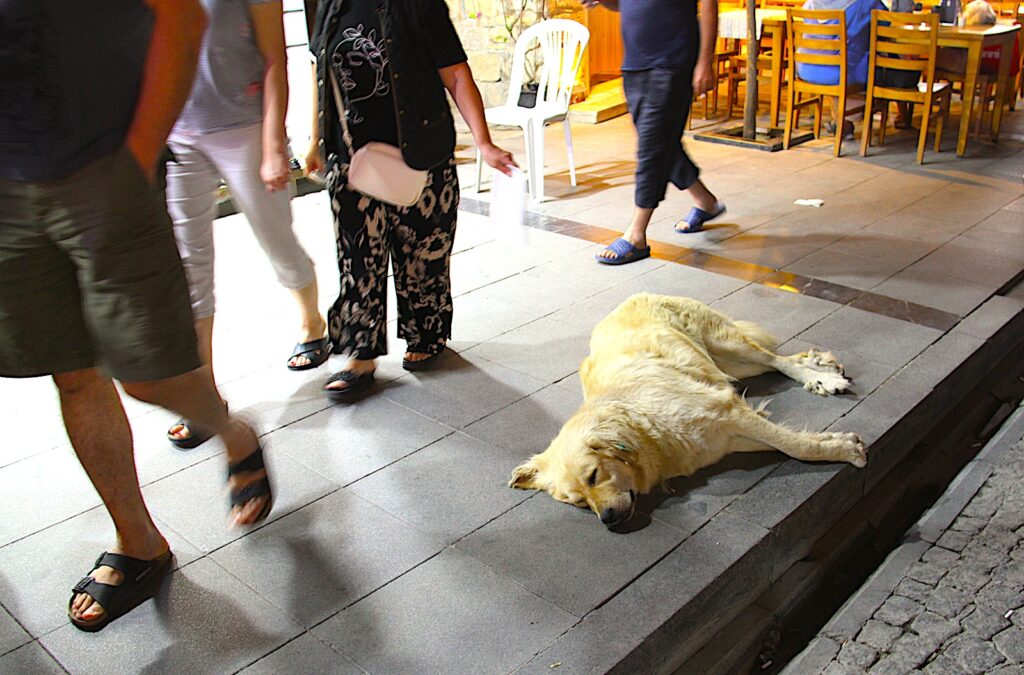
[271,395,454,487]
[0,506,201,637]
[457,494,684,616]
[41,558,302,675]
[313,548,576,674]
[348,432,532,543]
[212,490,442,627]
[0,449,101,548]
[0,642,64,673]
[782,248,903,291]
[871,263,997,316]
[241,632,363,674]
[0,605,28,656]
[464,316,591,385]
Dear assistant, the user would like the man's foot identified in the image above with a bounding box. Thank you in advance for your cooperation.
[69,537,170,631]
[223,422,273,527]
[824,120,856,140]
[676,201,726,234]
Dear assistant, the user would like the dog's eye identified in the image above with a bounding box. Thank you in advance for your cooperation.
[587,468,599,486]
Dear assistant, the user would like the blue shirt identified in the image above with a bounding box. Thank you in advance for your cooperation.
[795,0,884,86]
[0,1,153,181]
[620,0,699,71]
[172,0,273,139]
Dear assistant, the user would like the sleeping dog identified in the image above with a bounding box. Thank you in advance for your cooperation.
[509,294,866,526]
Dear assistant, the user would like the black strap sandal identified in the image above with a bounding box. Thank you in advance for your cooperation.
[228,445,273,524]
[68,549,173,632]
[324,369,375,402]
[287,336,333,371]
[166,402,228,450]
[402,345,447,372]
[167,419,214,450]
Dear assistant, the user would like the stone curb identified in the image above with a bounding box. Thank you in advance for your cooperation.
[781,404,1024,675]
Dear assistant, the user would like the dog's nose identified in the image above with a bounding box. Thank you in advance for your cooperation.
[600,507,619,525]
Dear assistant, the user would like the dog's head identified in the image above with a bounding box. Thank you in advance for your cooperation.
[508,405,645,527]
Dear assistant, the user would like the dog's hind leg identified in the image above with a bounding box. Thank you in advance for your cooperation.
[707,329,851,396]
[727,404,866,467]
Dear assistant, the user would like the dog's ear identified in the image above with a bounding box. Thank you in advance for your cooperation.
[509,459,542,490]
[588,437,636,465]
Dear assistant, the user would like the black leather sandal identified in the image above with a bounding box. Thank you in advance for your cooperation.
[402,346,447,372]
[228,445,273,524]
[166,402,228,451]
[287,336,332,371]
[323,369,375,402]
[68,549,173,632]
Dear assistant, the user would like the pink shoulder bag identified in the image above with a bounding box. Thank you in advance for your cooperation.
[328,67,428,208]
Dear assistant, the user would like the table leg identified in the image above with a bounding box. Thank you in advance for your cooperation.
[956,41,981,157]
[770,25,784,128]
[989,35,1013,142]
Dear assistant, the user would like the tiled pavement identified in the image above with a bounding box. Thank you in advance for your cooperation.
[785,407,1024,675]
[1,109,1022,673]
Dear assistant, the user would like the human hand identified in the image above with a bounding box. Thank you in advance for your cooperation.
[261,149,291,192]
[692,60,715,97]
[481,143,517,176]
[304,142,325,180]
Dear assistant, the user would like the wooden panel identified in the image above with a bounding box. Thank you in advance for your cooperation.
[585,6,623,81]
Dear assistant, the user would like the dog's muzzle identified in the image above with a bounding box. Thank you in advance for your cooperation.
[600,490,636,526]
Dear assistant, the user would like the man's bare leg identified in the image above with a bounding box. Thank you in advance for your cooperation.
[686,178,719,213]
[55,368,169,624]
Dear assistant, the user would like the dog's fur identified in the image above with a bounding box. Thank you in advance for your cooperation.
[509,294,866,526]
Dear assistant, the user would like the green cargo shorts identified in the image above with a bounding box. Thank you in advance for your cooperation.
[0,146,200,381]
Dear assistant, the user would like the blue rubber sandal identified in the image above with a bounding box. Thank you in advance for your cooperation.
[676,201,727,234]
[595,237,651,266]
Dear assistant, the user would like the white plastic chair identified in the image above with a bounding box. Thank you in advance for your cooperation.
[475,19,589,202]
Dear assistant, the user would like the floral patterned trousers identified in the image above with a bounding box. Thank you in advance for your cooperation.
[326,156,459,360]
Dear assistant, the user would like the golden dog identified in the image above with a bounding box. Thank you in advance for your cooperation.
[509,293,866,526]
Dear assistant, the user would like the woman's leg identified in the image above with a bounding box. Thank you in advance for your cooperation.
[205,125,327,366]
[324,175,392,389]
[390,159,459,362]
[164,136,225,441]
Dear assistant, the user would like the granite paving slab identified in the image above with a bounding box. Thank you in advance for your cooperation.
[0,604,29,657]
[462,383,583,458]
[709,283,840,344]
[241,632,363,675]
[269,394,455,487]
[211,489,443,628]
[41,558,302,674]
[0,642,65,674]
[461,315,592,384]
[347,432,532,544]
[0,506,201,638]
[798,305,943,367]
[456,492,685,617]
[313,548,577,675]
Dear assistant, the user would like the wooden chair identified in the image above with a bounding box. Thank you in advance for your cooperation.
[860,10,951,164]
[783,8,865,156]
[761,0,805,8]
[725,32,787,120]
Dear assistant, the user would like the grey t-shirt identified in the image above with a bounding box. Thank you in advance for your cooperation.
[172,0,273,138]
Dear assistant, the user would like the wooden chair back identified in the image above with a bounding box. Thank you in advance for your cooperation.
[762,0,805,8]
[866,9,940,105]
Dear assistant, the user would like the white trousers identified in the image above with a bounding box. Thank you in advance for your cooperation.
[166,123,315,319]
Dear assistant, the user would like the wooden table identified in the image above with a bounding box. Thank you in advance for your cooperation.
[936,21,1021,156]
[718,9,788,127]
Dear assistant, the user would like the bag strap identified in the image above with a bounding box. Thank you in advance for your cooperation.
[327,66,357,159]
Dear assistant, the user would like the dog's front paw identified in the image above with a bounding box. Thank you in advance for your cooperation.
[800,349,845,374]
[820,431,866,467]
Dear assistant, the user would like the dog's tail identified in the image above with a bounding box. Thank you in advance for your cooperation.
[733,320,778,353]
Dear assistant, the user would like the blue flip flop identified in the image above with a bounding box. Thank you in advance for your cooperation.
[676,201,727,234]
[596,237,651,266]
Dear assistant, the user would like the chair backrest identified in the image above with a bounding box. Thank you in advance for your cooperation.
[867,10,940,100]
[990,0,1019,18]
[504,19,590,112]
[787,7,848,87]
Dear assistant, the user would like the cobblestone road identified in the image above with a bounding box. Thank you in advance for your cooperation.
[787,409,1024,675]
